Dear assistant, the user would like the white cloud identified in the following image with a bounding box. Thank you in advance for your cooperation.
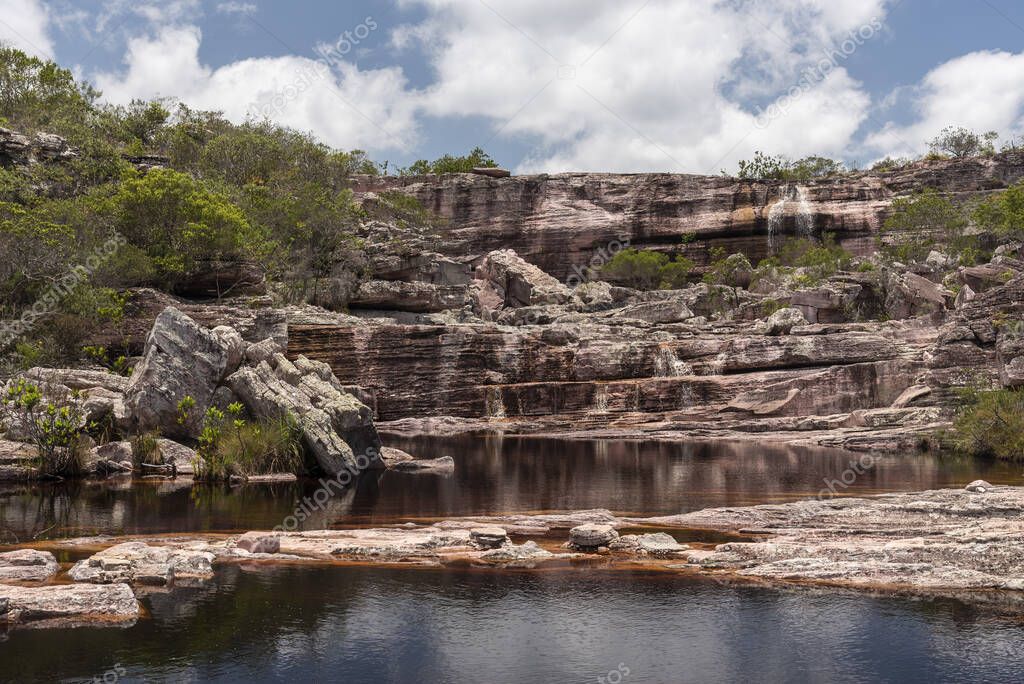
[396,0,888,172]
[93,26,419,152]
[0,0,55,58]
[866,50,1024,158]
[216,1,257,16]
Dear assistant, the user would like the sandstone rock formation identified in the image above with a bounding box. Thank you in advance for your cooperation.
[0,550,59,582]
[353,152,1024,279]
[0,583,139,628]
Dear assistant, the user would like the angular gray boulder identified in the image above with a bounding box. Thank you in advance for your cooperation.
[227,353,384,476]
[123,308,244,439]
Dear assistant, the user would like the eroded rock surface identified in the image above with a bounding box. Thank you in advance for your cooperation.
[0,550,59,582]
[0,583,138,628]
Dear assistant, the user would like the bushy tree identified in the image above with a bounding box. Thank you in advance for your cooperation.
[404,147,499,175]
[109,168,261,288]
[733,152,845,180]
[787,156,846,180]
[734,151,788,180]
[599,249,694,289]
[0,47,98,135]
[927,126,998,159]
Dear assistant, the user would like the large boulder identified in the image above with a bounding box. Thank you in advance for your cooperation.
[764,307,808,335]
[885,271,952,319]
[227,353,384,476]
[473,249,571,316]
[123,308,244,439]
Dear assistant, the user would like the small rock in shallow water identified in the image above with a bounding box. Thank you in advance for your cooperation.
[235,532,280,554]
[479,541,553,563]
[965,480,994,493]
[69,541,214,586]
[0,583,138,627]
[569,523,619,550]
[0,549,59,582]
[389,455,455,473]
[609,533,687,557]
[469,527,509,549]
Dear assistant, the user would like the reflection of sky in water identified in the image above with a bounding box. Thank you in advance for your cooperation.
[2,436,1021,540]
[3,566,1023,683]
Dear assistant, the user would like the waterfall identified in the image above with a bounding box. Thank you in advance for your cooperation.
[485,387,506,418]
[594,385,609,413]
[795,185,814,237]
[767,184,815,248]
[653,346,691,377]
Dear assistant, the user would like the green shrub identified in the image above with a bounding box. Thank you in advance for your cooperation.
[777,232,852,281]
[973,180,1024,240]
[879,188,973,264]
[658,256,695,288]
[871,156,912,172]
[403,147,498,175]
[702,249,752,288]
[951,386,1024,460]
[732,152,845,180]
[599,249,694,289]
[1,379,88,477]
[194,403,304,481]
[130,430,163,467]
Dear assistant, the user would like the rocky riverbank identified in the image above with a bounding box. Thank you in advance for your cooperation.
[4,483,1023,629]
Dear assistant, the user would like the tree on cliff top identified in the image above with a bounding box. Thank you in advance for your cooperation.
[403,147,499,175]
[928,126,998,159]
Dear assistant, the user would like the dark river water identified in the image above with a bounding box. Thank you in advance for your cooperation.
[2,437,1024,682]
[1,436,1020,541]
[2,565,1023,683]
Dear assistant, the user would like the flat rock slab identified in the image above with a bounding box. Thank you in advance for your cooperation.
[388,455,455,473]
[0,583,139,628]
[0,549,59,582]
[654,485,1024,592]
[69,541,215,586]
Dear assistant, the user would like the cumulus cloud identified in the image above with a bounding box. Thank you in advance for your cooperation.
[395,0,887,172]
[0,0,55,58]
[93,26,419,152]
[866,50,1024,158]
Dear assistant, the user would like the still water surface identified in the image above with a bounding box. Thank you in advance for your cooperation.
[2,437,1023,683]
[1,436,1020,540]
[2,565,1023,683]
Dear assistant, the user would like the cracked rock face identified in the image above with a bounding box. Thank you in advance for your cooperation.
[68,542,215,587]
[124,308,241,439]
[0,550,59,582]
[0,583,138,628]
[654,486,1024,592]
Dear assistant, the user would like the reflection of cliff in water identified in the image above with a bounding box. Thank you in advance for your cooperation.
[2,437,1019,540]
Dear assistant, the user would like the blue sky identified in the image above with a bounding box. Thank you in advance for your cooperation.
[3,0,1024,173]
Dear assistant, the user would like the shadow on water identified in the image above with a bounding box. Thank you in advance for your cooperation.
[1,436,1021,540]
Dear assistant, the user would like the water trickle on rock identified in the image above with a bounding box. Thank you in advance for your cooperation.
[767,184,815,248]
